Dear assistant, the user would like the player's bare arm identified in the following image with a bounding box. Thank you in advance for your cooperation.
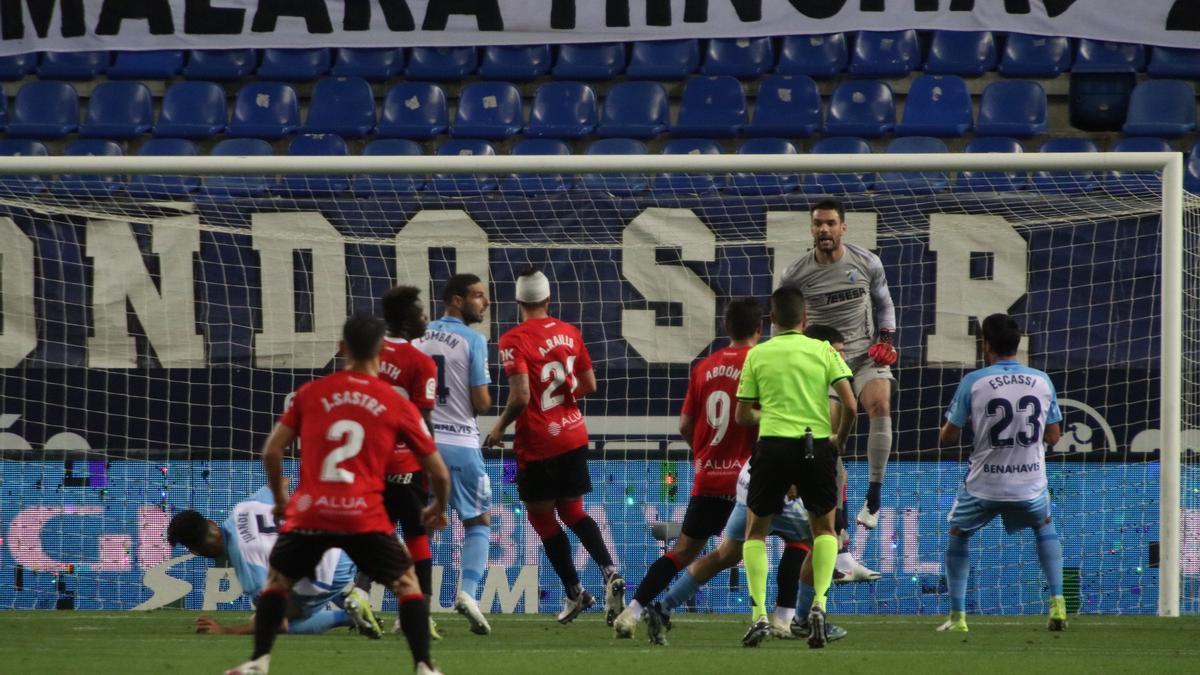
[418,451,451,531]
[470,383,491,415]
[832,378,857,450]
[484,372,529,447]
[678,413,696,451]
[1044,422,1062,446]
[939,420,962,446]
[261,422,296,518]
[734,400,760,427]
[573,368,597,398]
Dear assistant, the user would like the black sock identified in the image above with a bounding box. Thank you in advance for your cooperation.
[414,558,433,597]
[566,516,614,570]
[776,547,805,610]
[399,596,432,668]
[252,589,287,659]
[633,555,681,606]
[541,531,581,595]
[867,482,882,513]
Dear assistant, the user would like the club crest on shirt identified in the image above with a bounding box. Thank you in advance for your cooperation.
[847,270,859,283]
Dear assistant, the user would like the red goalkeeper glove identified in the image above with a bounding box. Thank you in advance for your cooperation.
[867,330,898,366]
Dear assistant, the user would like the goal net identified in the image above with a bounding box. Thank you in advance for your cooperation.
[0,152,1193,618]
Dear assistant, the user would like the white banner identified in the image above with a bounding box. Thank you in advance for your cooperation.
[0,1,1197,56]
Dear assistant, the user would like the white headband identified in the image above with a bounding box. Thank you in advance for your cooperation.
[515,271,550,303]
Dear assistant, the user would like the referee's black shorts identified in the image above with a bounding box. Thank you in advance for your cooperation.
[746,436,838,519]
[270,531,412,586]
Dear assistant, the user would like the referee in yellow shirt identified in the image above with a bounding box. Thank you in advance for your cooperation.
[735,287,857,649]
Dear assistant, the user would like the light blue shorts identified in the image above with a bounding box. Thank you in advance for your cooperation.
[947,485,1051,535]
[723,501,812,543]
[439,442,492,521]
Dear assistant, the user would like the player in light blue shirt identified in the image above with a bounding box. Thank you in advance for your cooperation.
[937,314,1066,634]
[414,273,494,634]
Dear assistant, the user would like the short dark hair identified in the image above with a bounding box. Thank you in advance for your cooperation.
[810,198,845,222]
[981,313,1021,356]
[804,323,845,345]
[381,285,424,339]
[724,297,762,340]
[342,313,386,361]
[770,287,806,329]
[167,510,209,549]
[442,273,482,306]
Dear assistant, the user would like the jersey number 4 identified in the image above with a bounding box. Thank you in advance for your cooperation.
[430,355,452,405]
[540,355,578,410]
[321,419,364,483]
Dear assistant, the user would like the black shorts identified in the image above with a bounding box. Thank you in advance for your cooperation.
[680,494,737,540]
[270,531,412,586]
[516,446,592,503]
[384,471,428,537]
[746,436,838,519]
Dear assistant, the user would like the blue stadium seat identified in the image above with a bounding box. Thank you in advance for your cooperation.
[1104,137,1174,194]
[895,75,972,137]
[479,45,552,81]
[55,140,124,198]
[596,81,668,139]
[525,81,598,139]
[745,75,821,138]
[377,83,448,140]
[452,82,524,140]
[1073,39,1145,73]
[352,139,426,197]
[673,76,746,138]
[1033,137,1100,194]
[0,139,48,194]
[501,139,572,195]
[406,47,478,81]
[975,80,1047,137]
[701,37,774,78]
[80,81,153,139]
[0,94,7,130]
[331,48,405,81]
[925,31,996,76]
[955,137,1028,193]
[107,50,184,79]
[1187,143,1200,194]
[727,138,799,196]
[824,80,894,138]
[184,49,257,81]
[7,81,78,139]
[228,82,300,140]
[1147,47,1200,78]
[776,34,847,78]
[37,51,108,79]
[578,138,648,195]
[553,43,625,80]
[875,136,950,194]
[848,30,920,78]
[0,52,38,80]
[128,139,200,199]
[1123,80,1197,138]
[154,81,228,139]
[802,137,872,193]
[626,39,699,80]
[257,48,331,80]
[303,77,376,138]
[652,139,722,194]
[203,138,275,198]
[277,134,349,197]
[1069,72,1136,132]
[429,140,497,196]
[998,34,1071,77]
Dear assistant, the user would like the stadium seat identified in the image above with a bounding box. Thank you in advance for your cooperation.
[553,43,625,79]
[107,50,184,79]
[525,81,598,139]
[776,34,847,77]
[7,81,79,139]
[377,83,448,140]
[975,80,1047,137]
[406,47,478,80]
[128,139,200,199]
[80,81,153,139]
[652,138,722,194]
[452,82,524,140]
[0,94,7,130]
[673,76,747,138]
[1073,39,1146,73]
[501,139,572,195]
[303,77,377,138]
[277,134,350,197]
[55,139,124,198]
[0,139,49,195]
[626,39,700,80]
[596,81,669,139]
[154,81,228,139]
[802,136,873,193]
[744,75,821,138]
[184,49,257,81]
[925,31,997,76]
[1147,46,1200,78]
[1187,143,1200,193]
[875,136,950,194]
[1104,136,1174,194]
[331,48,405,81]
[955,137,1028,192]
[1123,80,1197,138]
[895,75,973,137]
[257,48,331,80]
[824,80,894,138]
[578,138,648,195]
[352,139,426,196]
[203,138,275,198]
[0,52,38,80]
[848,30,920,78]
[478,45,552,80]
[228,82,300,140]
[429,140,498,196]
[37,51,108,79]
[727,138,799,196]
[998,34,1071,77]
[1069,72,1136,132]
[701,37,775,78]
[1032,137,1100,194]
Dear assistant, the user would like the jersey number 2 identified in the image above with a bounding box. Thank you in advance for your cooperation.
[321,419,364,483]
[541,355,578,410]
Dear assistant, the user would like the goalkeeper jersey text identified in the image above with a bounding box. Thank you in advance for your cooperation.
[378,336,437,475]
[681,345,756,496]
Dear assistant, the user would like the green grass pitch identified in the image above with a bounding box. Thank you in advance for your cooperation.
[3,611,1199,674]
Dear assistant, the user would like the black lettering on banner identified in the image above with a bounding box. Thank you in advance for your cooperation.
[784,0,849,20]
[550,0,634,29]
[344,0,415,31]
[1167,0,1200,31]
[682,0,764,23]
[861,0,941,10]
[184,0,245,34]
[96,0,175,35]
[0,0,85,39]
[422,0,503,31]
[251,0,333,34]
[647,0,670,25]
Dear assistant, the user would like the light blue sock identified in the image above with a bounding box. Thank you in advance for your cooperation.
[946,533,970,613]
[460,525,490,599]
[661,570,702,612]
[287,609,349,634]
[797,583,816,612]
[1035,522,1064,596]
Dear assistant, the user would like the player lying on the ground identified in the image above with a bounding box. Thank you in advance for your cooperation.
[167,487,382,638]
